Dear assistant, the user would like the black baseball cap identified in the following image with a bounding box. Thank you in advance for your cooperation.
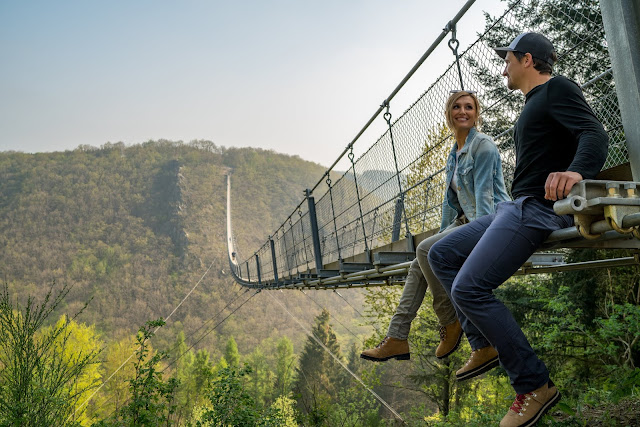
[494,32,556,65]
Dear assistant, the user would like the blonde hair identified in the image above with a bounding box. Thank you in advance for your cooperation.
[445,91,482,131]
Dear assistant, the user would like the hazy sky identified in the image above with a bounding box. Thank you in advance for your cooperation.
[0,0,506,167]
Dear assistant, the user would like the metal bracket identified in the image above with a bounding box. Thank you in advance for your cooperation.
[575,213,603,239]
[554,180,640,238]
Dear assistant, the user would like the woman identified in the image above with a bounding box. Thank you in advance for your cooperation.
[361,91,510,374]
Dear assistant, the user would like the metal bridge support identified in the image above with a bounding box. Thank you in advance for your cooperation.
[600,0,640,180]
[305,189,324,274]
[255,254,262,285]
[391,198,403,242]
[269,237,279,283]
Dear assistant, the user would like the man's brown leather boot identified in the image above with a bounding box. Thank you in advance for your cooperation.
[455,345,499,380]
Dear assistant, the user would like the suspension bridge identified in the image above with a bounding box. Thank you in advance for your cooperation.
[226,0,640,291]
[73,1,640,422]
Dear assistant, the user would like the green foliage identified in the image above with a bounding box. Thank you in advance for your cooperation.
[274,337,296,398]
[593,303,640,369]
[196,365,285,426]
[492,248,640,422]
[245,347,275,407]
[269,395,298,426]
[170,333,214,424]
[0,282,100,426]
[92,335,137,422]
[294,309,346,422]
[98,319,179,426]
[191,350,215,399]
[225,336,240,368]
[327,360,382,427]
[46,315,104,425]
[0,139,374,421]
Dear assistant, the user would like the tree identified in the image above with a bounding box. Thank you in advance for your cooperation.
[91,335,137,422]
[196,365,285,426]
[190,349,214,403]
[245,347,275,407]
[97,319,179,426]
[293,309,345,424]
[0,283,100,426]
[225,336,240,368]
[325,343,382,426]
[270,395,298,426]
[497,248,640,401]
[274,336,296,398]
[46,314,103,425]
[170,331,195,424]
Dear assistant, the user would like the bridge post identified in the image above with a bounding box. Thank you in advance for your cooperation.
[245,261,250,282]
[600,0,640,180]
[305,189,324,274]
[281,228,292,277]
[270,237,279,283]
[255,254,262,285]
[391,198,404,242]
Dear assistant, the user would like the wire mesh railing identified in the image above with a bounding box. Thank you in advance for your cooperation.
[231,0,626,286]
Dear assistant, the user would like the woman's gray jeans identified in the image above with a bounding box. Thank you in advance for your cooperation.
[386,223,464,340]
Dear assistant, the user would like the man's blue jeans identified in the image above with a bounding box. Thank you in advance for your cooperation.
[428,196,573,393]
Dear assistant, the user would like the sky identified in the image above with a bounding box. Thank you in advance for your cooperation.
[0,0,507,167]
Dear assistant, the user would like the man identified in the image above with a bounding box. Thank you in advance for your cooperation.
[428,32,609,427]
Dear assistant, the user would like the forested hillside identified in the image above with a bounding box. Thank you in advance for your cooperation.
[0,140,369,362]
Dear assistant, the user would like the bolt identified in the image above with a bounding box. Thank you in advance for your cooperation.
[606,182,621,197]
[624,182,638,198]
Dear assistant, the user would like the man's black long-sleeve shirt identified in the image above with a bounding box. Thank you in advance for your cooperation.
[511,75,609,201]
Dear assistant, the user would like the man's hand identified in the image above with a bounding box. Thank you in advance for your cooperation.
[544,171,583,201]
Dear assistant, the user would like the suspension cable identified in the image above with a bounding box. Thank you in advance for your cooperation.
[369,207,380,251]
[282,218,293,275]
[163,286,250,363]
[157,260,215,331]
[383,102,412,240]
[332,288,419,352]
[236,1,479,275]
[310,0,477,194]
[447,21,465,90]
[69,260,215,419]
[267,291,407,424]
[300,290,360,340]
[348,147,370,256]
[163,289,259,372]
[326,176,343,261]
[333,289,368,321]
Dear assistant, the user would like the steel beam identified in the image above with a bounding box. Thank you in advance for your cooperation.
[600,0,640,179]
[255,254,262,285]
[269,237,279,283]
[391,198,403,242]
[305,190,324,274]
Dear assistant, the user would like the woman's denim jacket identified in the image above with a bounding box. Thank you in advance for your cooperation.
[440,127,511,231]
